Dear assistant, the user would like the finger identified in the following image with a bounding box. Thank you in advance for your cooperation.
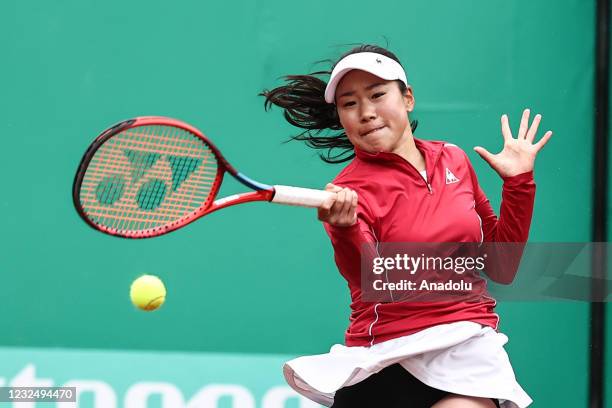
[517,108,530,139]
[320,190,337,211]
[526,113,542,143]
[500,114,512,142]
[349,190,358,224]
[534,131,553,152]
[473,146,495,165]
[340,189,354,218]
[331,189,347,215]
[321,183,341,210]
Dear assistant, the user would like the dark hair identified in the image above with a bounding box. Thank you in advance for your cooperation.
[260,44,418,164]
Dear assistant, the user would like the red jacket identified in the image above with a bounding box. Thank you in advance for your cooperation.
[324,137,536,347]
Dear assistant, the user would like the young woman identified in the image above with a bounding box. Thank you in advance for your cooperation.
[262,44,552,408]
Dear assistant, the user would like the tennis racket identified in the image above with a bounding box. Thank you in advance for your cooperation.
[73,116,333,238]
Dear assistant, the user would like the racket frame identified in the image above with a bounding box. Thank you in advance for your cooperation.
[73,116,275,238]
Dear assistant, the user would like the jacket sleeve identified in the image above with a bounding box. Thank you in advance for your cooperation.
[323,193,379,287]
[466,155,536,242]
[465,153,536,283]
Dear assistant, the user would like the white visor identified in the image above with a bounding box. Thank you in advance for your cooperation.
[324,52,408,103]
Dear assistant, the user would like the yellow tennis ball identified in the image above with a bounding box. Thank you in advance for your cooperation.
[130,275,166,311]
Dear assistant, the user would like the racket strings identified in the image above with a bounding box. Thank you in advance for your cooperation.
[79,125,220,234]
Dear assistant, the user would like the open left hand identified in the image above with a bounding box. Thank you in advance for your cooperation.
[473,109,553,178]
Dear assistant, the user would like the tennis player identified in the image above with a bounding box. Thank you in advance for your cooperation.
[262,44,552,408]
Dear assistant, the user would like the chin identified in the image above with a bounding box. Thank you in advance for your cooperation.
[363,141,393,153]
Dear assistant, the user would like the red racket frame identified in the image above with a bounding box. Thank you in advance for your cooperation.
[73,116,275,238]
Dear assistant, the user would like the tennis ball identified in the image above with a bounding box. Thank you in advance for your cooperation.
[130,275,166,311]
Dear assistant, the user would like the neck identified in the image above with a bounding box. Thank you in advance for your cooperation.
[390,126,425,171]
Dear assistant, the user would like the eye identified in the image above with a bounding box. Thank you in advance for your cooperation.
[343,101,356,107]
[372,92,386,99]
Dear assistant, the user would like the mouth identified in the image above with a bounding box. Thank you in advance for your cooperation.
[361,126,386,137]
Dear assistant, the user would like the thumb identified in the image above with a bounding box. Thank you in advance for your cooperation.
[325,183,343,193]
[320,187,337,210]
[473,146,495,165]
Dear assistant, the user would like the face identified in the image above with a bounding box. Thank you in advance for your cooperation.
[335,70,414,154]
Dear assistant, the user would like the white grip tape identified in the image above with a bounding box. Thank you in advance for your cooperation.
[271,185,333,208]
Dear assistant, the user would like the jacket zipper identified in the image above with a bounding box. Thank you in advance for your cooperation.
[397,160,433,194]
[359,141,445,194]
[397,150,442,195]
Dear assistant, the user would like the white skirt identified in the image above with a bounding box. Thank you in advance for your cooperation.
[284,321,532,408]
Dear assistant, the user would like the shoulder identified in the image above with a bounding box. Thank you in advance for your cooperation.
[417,137,470,159]
[329,159,378,219]
[331,158,370,187]
[417,137,464,153]
[437,140,467,154]
[421,138,476,178]
[432,140,472,164]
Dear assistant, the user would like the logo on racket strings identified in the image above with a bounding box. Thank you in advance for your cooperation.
[94,149,203,210]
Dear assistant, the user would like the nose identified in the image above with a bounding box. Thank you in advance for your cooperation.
[359,100,376,122]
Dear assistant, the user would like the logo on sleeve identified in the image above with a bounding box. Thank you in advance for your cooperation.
[445,168,460,184]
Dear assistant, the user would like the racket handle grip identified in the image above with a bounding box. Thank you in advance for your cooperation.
[271,185,334,208]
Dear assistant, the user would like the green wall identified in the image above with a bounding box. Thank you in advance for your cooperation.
[1,0,604,407]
